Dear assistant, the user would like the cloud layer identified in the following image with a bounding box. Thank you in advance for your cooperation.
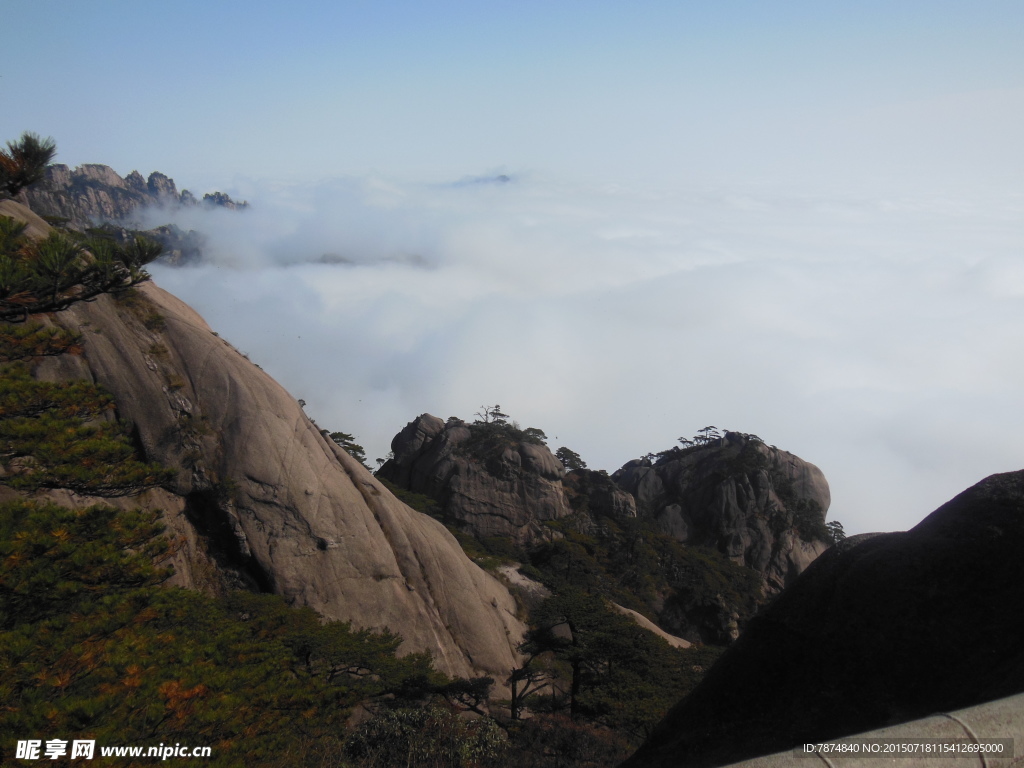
[147,175,1024,535]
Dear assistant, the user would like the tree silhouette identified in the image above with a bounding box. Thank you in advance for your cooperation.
[473,404,509,424]
[0,216,161,321]
[556,447,587,471]
[0,132,56,199]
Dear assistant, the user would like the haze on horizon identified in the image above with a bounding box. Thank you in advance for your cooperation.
[3,0,1023,535]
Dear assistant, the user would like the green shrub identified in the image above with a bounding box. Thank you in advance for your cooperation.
[0,357,173,496]
[0,321,81,360]
[523,589,725,741]
[378,476,443,519]
[0,214,161,321]
[0,321,173,496]
[0,500,436,767]
[346,704,508,768]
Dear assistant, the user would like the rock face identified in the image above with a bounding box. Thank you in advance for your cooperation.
[379,423,833,646]
[377,415,571,542]
[381,423,832,601]
[563,468,638,520]
[24,164,247,232]
[1,201,523,683]
[613,432,831,592]
[624,470,1024,768]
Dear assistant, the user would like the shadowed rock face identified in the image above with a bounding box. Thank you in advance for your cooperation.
[623,470,1024,768]
[378,414,571,543]
[2,201,524,683]
[613,432,831,593]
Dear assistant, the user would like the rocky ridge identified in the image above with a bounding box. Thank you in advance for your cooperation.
[1,200,523,684]
[381,417,832,593]
[23,164,246,262]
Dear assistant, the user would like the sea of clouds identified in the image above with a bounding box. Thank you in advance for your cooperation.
[144,173,1024,535]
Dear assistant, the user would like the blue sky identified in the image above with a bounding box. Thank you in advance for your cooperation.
[4,2,1024,535]
[4,1,1023,189]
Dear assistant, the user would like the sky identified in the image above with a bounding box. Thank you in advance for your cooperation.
[3,1,1024,534]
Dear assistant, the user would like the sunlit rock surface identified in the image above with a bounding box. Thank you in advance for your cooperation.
[378,414,572,542]
[3,201,523,682]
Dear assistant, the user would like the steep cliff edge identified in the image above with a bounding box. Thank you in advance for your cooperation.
[624,469,1024,768]
[1,201,523,683]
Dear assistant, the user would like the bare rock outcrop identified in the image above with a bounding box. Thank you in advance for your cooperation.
[2,201,523,683]
[624,470,1024,768]
[613,432,832,593]
[25,164,247,232]
[378,415,571,543]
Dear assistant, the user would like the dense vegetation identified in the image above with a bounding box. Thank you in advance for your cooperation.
[0,499,454,766]
[0,214,161,321]
[518,589,723,739]
[378,469,729,758]
[528,507,758,636]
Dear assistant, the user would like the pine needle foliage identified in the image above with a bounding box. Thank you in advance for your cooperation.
[456,408,548,466]
[0,323,173,496]
[524,588,724,742]
[346,704,509,768]
[0,500,438,766]
[0,214,161,321]
[531,509,760,632]
[0,131,57,198]
[0,321,81,361]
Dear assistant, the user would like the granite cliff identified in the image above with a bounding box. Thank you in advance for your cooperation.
[22,164,244,265]
[613,432,831,592]
[624,469,1024,768]
[24,164,247,232]
[0,200,523,683]
[381,418,831,591]
[379,416,835,644]
[378,414,572,542]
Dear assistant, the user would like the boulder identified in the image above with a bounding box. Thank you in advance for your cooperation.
[613,432,831,593]
[379,415,571,542]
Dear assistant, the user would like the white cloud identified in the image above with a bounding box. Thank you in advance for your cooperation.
[148,173,1024,536]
